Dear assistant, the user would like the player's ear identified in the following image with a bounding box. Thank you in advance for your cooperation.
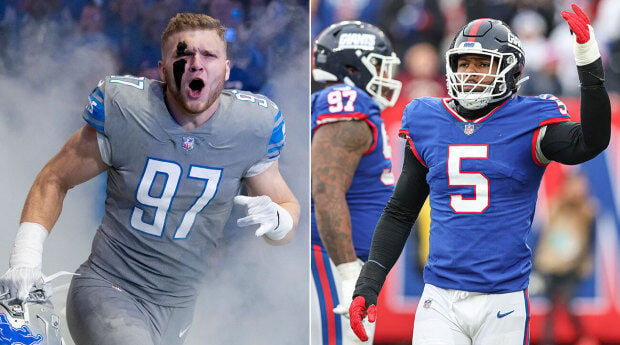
[158,60,165,82]
[225,60,230,81]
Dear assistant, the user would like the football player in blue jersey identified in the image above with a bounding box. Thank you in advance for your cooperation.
[311,21,401,345]
[0,13,300,345]
[349,4,611,344]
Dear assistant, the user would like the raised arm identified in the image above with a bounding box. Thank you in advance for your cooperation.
[540,4,611,164]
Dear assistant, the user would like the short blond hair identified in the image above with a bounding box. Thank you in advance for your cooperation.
[161,13,226,53]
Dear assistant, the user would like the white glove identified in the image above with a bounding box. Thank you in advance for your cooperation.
[234,195,293,241]
[0,267,45,301]
[0,222,48,301]
[333,260,363,318]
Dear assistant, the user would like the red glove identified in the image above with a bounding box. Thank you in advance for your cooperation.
[560,3,600,66]
[349,296,377,342]
[560,4,590,44]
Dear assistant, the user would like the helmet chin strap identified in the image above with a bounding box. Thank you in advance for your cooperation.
[343,76,356,86]
[515,75,530,90]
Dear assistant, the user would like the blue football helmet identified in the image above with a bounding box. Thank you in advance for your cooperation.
[446,19,526,110]
[313,21,402,109]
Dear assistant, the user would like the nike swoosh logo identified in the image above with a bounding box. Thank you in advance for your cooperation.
[179,324,191,338]
[497,310,515,318]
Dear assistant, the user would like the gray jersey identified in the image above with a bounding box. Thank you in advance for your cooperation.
[82,75,285,307]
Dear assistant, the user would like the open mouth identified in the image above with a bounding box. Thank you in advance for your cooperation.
[188,78,205,98]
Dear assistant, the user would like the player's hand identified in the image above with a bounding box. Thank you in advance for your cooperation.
[2,222,49,301]
[333,260,363,318]
[561,4,590,43]
[0,267,44,301]
[349,296,377,342]
[561,3,600,66]
[234,195,293,241]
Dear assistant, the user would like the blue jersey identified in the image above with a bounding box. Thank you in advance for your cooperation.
[310,84,394,260]
[400,95,570,292]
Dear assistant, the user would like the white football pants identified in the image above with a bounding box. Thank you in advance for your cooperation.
[412,284,530,345]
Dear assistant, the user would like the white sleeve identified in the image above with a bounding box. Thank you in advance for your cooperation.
[535,125,551,165]
[244,159,276,178]
[96,132,112,166]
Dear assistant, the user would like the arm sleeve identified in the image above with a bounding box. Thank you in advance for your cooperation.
[82,79,106,133]
[353,143,429,299]
[540,58,611,165]
[83,78,112,165]
[245,109,285,177]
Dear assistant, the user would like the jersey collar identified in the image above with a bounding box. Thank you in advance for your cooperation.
[441,97,510,123]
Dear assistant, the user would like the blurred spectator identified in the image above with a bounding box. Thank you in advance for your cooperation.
[21,0,63,21]
[1,0,304,97]
[311,0,383,38]
[513,0,556,36]
[68,2,119,89]
[594,0,620,93]
[511,9,562,95]
[138,1,177,76]
[397,42,445,99]
[250,0,308,94]
[16,0,72,50]
[547,18,580,96]
[198,0,267,91]
[439,0,466,39]
[104,0,144,74]
[377,0,445,58]
[535,172,597,345]
[64,0,92,21]
[463,0,516,23]
[79,3,104,35]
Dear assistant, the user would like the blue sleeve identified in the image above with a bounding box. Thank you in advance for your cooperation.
[267,110,285,160]
[399,99,420,137]
[82,79,106,133]
[536,94,572,123]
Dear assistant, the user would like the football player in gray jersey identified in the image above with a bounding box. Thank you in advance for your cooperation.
[0,13,300,345]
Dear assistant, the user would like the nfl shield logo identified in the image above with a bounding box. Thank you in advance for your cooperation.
[182,137,195,151]
[464,123,475,135]
[423,299,432,309]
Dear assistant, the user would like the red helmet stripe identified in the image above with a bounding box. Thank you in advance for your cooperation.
[467,19,485,42]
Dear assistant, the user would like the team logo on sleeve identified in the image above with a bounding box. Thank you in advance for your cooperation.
[0,313,43,344]
[182,137,195,151]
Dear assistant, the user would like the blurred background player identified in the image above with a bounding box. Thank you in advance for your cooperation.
[0,12,300,345]
[349,4,611,344]
[311,21,401,345]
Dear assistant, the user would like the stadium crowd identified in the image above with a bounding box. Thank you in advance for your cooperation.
[0,0,307,93]
[312,0,619,100]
